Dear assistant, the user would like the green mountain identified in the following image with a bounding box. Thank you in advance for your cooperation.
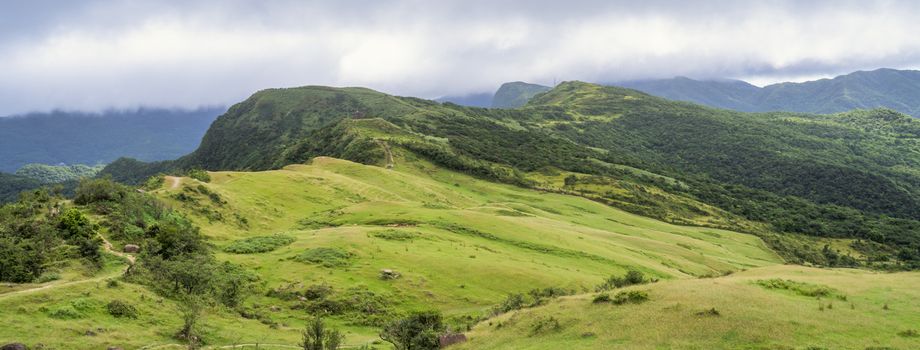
[0,173,43,203]
[491,81,551,108]
[7,81,920,349]
[103,82,920,268]
[619,68,920,117]
[0,107,224,173]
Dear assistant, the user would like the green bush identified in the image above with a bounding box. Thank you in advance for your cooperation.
[596,269,649,291]
[754,279,845,299]
[293,247,353,267]
[371,229,418,241]
[187,169,211,183]
[611,290,649,305]
[592,293,611,304]
[106,300,138,318]
[223,234,296,254]
[48,305,84,319]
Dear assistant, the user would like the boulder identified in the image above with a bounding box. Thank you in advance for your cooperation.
[380,269,401,280]
[123,244,140,253]
[1,343,27,350]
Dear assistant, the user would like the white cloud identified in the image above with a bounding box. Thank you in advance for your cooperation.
[2,0,920,114]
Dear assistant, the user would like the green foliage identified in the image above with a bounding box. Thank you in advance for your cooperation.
[0,172,45,203]
[610,290,649,305]
[15,163,104,184]
[380,311,444,350]
[223,234,295,254]
[371,229,418,241]
[106,300,138,318]
[187,169,211,183]
[528,316,561,336]
[754,279,845,299]
[300,316,345,350]
[596,269,649,291]
[292,247,354,267]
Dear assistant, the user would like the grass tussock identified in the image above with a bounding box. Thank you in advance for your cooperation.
[223,234,296,254]
[292,247,354,267]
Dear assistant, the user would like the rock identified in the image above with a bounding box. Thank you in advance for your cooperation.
[270,305,281,312]
[438,333,467,348]
[380,269,401,280]
[1,343,27,350]
[123,244,140,253]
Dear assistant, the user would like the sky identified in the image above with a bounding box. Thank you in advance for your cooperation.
[2,0,920,115]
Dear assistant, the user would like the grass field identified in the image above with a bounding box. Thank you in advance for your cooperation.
[2,153,915,349]
[455,265,920,350]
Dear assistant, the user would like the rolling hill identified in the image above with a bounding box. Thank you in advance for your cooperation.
[5,80,920,349]
[104,81,920,267]
[619,68,920,117]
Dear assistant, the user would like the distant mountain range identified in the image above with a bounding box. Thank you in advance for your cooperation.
[0,107,224,173]
[439,69,920,116]
[437,82,551,109]
[619,68,920,117]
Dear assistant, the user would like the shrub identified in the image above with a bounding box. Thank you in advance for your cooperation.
[596,269,649,291]
[380,311,444,350]
[371,229,418,241]
[492,293,526,315]
[695,308,720,317]
[48,305,83,319]
[187,169,211,183]
[592,293,611,304]
[898,329,919,338]
[611,290,649,305]
[293,247,354,267]
[106,300,138,318]
[529,316,561,336]
[224,234,296,254]
[754,279,844,300]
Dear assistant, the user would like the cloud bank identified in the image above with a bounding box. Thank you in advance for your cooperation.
[2,0,920,114]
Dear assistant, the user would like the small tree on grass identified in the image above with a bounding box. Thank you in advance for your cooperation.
[301,316,345,350]
[380,311,443,350]
[178,295,204,349]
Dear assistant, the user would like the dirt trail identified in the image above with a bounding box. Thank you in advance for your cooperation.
[375,140,395,169]
[165,176,181,189]
[0,234,134,300]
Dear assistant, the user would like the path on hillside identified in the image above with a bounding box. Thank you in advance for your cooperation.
[165,176,181,189]
[375,140,395,169]
[0,233,134,300]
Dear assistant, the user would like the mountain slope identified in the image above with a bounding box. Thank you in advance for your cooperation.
[0,107,224,172]
[102,82,920,267]
[618,68,920,117]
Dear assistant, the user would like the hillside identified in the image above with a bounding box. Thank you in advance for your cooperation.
[0,173,43,203]
[0,107,224,172]
[618,68,920,117]
[456,265,920,349]
[1,156,781,349]
[104,81,920,267]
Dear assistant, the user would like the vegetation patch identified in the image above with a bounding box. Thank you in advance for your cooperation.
[223,234,296,254]
[106,300,139,319]
[596,269,653,291]
[292,247,354,267]
[371,229,419,241]
[593,290,649,305]
[529,316,562,336]
[754,279,845,300]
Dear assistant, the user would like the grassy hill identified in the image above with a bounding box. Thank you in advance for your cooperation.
[1,155,782,349]
[619,68,920,117]
[103,81,920,267]
[456,265,920,350]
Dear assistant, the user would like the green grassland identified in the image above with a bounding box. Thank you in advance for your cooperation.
[3,154,920,349]
[455,265,920,350]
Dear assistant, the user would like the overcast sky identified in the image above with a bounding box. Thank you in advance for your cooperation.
[2,0,920,115]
